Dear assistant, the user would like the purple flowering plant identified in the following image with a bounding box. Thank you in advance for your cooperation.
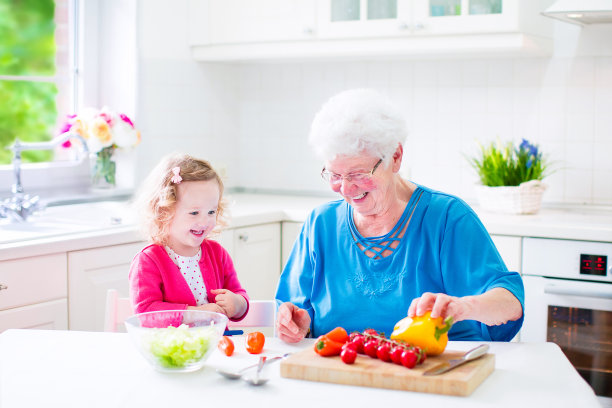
[469,139,550,187]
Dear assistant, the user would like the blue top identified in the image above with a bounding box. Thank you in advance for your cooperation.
[275,185,524,341]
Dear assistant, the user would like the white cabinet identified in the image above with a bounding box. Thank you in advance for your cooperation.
[0,254,68,332]
[214,223,282,300]
[190,0,554,61]
[67,241,146,332]
[231,223,281,301]
[191,0,316,45]
[490,235,522,274]
[281,221,303,270]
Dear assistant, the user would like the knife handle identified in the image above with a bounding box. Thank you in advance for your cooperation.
[464,344,489,361]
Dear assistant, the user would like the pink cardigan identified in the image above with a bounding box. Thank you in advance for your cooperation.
[129,240,249,322]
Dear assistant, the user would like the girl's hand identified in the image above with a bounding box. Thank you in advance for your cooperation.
[211,289,247,318]
[188,303,225,314]
[276,302,311,343]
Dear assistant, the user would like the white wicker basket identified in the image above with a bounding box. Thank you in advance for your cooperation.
[475,180,547,215]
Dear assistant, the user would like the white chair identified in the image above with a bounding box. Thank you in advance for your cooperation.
[227,300,277,336]
[104,289,134,333]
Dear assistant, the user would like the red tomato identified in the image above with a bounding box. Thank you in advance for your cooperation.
[376,343,392,362]
[218,336,235,357]
[342,342,358,352]
[401,348,418,369]
[340,347,357,364]
[245,331,265,354]
[390,346,404,365]
[349,333,365,354]
[363,339,379,358]
[415,346,427,364]
[363,329,379,336]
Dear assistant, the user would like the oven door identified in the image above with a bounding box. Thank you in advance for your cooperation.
[522,275,612,400]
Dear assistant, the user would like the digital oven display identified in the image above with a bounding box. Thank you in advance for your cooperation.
[580,254,607,276]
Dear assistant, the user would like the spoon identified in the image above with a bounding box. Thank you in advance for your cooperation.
[216,353,289,380]
[243,356,267,386]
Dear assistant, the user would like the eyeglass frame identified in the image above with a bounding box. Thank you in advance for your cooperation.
[320,158,383,185]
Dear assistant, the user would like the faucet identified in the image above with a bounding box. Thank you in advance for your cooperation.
[0,132,89,222]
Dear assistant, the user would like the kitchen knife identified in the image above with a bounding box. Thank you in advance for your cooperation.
[423,344,489,376]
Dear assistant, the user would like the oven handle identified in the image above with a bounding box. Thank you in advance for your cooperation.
[544,284,612,299]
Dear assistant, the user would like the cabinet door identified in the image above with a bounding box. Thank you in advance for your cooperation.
[491,235,522,274]
[0,254,67,310]
[0,299,68,332]
[317,0,412,38]
[232,223,281,301]
[412,0,519,35]
[281,221,303,270]
[200,0,316,44]
[68,241,146,332]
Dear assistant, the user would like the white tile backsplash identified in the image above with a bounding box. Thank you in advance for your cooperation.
[134,4,612,206]
[229,57,612,205]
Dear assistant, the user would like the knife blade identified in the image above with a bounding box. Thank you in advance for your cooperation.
[423,344,489,376]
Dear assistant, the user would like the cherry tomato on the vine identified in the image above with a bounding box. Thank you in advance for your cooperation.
[401,348,418,369]
[218,336,235,356]
[390,346,404,365]
[363,339,379,358]
[376,343,392,362]
[245,331,265,354]
[349,333,365,354]
[340,347,357,364]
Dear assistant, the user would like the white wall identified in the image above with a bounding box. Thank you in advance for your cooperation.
[136,1,612,205]
[136,0,239,187]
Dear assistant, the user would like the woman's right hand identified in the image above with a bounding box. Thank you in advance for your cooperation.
[276,302,311,343]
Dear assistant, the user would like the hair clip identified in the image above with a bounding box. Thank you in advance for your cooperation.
[170,167,182,184]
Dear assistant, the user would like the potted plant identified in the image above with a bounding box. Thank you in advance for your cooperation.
[468,139,551,214]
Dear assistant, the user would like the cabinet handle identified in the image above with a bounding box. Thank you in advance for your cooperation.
[0,284,7,291]
[398,21,410,30]
[303,26,314,35]
[238,234,249,242]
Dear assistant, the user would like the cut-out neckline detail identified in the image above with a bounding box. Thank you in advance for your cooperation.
[349,189,423,260]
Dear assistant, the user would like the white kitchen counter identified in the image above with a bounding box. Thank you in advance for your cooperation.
[0,329,600,408]
[1,192,611,262]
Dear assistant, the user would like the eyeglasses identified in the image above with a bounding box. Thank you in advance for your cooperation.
[321,159,383,186]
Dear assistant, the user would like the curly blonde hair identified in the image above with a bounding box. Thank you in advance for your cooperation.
[133,153,228,245]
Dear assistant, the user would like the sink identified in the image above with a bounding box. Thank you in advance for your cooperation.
[0,201,137,244]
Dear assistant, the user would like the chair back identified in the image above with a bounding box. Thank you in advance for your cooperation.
[228,300,276,336]
[104,289,134,332]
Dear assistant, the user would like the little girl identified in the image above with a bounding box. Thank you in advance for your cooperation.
[129,153,249,321]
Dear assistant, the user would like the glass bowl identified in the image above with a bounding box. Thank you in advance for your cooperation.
[125,309,228,373]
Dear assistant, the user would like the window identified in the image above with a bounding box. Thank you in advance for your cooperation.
[0,0,74,165]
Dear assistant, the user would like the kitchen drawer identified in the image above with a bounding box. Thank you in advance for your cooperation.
[0,299,68,331]
[0,254,67,310]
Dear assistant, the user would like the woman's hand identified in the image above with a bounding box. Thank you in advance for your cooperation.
[408,292,472,322]
[408,288,522,326]
[211,289,247,319]
[276,302,311,343]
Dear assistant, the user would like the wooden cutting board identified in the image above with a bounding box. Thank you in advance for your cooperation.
[280,347,495,396]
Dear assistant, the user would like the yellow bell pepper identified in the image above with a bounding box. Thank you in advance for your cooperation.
[390,311,453,356]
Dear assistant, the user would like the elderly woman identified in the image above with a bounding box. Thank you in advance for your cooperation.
[275,89,524,343]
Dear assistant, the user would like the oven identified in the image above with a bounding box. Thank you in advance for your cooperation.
[521,237,612,406]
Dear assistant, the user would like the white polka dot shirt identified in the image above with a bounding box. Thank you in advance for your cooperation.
[165,246,209,306]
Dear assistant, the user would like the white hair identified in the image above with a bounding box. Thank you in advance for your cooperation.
[308,89,407,165]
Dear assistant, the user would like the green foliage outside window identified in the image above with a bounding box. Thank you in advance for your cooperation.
[0,0,57,164]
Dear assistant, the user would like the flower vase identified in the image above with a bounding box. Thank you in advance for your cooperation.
[91,147,117,189]
[475,180,547,215]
